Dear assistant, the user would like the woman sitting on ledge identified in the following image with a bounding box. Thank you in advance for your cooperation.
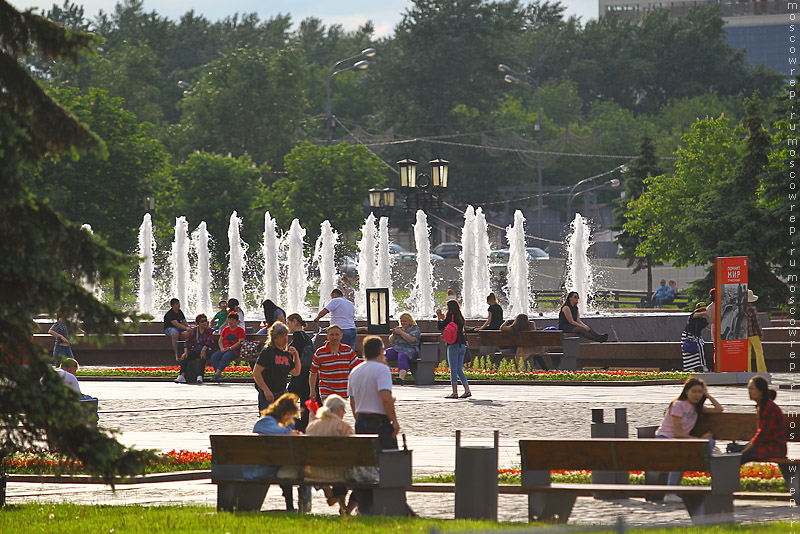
[557,291,608,342]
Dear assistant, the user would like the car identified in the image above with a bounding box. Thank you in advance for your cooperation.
[338,256,358,279]
[431,242,462,259]
[489,248,550,264]
[525,247,550,260]
[389,243,408,256]
[394,252,445,261]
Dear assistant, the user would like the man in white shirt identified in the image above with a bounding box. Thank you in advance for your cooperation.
[347,336,400,450]
[314,288,357,349]
[55,357,82,394]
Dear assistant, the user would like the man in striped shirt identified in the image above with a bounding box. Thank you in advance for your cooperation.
[309,324,359,400]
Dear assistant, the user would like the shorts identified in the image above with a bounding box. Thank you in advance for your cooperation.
[165,326,182,337]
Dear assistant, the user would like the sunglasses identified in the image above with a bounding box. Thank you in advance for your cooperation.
[199,319,208,323]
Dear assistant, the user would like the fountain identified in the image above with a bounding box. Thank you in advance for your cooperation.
[284,219,308,315]
[227,211,247,303]
[460,206,492,318]
[407,210,434,318]
[191,221,213,317]
[314,220,338,313]
[171,216,190,311]
[80,224,101,298]
[137,214,156,316]
[355,213,378,317]
[262,212,281,306]
[506,210,530,316]
[565,212,593,316]
[376,216,394,315]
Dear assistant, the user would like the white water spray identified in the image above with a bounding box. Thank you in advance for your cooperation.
[356,213,378,318]
[565,213,593,316]
[505,210,530,316]
[460,206,491,318]
[191,221,212,317]
[227,211,247,303]
[314,220,338,314]
[171,216,190,312]
[376,216,394,315]
[407,210,434,318]
[284,219,308,315]
[262,212,281,305]
[137,214,156,315]
[80,224,101,298]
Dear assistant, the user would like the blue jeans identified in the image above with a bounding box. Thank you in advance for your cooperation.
[447,343,469,387]
[341,328,357,350]
[165,326,182,337]
[53,344,74,366]
[256,326,269,335]
[210,349,238,373]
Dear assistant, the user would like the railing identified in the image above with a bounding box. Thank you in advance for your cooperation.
[602,0,790,20]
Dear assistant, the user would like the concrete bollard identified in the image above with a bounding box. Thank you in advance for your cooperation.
[591,407,629,499]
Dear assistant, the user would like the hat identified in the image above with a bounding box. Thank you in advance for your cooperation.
[747,289,758,303]
[694,301,707,312]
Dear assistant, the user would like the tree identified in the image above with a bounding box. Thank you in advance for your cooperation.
[168,151,270,253]
[625,96,788,306]
[266,143,386,242]
[173,45,310,168]
[0,0,154,483]
[611,135,662,293]
[32,87,172,258]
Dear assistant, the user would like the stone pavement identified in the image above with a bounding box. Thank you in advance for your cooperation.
[7,377,800,525]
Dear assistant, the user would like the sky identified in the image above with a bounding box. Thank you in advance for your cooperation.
[10,0,599,37]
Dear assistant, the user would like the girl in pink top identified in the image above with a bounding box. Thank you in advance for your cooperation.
[656,377,723,486]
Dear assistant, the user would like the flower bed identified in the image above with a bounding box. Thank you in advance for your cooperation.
[3,449,211,475]
[78,365,689,382]
[419,463,788,492]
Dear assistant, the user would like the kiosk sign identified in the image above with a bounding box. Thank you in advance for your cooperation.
[714,256,748,372]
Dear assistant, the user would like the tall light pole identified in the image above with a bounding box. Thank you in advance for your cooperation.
[327,47,376,145]
[498,64,543,240]
[567,175,623,222]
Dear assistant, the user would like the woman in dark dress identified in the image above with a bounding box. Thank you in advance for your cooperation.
[437,299,471,399]
[557,291,607,342]
[681,301,709,371]
[286,313,313,432]
[476,293,504,331]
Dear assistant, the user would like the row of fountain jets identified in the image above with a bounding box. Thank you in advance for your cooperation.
[133,209,594,320]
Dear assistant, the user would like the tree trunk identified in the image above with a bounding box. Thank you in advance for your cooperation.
[646,255,653,294]
[113,278,121,301]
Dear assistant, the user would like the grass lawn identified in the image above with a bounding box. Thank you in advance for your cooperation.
[0,505,791,533]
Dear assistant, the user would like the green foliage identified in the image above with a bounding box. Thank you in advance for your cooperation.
[32,87,172,255]
[266,143,387,240]
[166,151,270,254]
[173,45,310,168]
[0,0,155,483]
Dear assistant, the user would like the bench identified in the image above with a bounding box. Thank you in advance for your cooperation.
[210,434,411,515]
[518,438,739,524]
[470,330,581,371]
[638,412,800,496]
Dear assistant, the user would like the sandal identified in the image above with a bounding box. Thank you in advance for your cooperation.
[459,392,472,398]
[445,393,459,399]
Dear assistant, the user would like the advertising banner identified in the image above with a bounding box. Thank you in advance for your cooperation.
[714,256,748,372]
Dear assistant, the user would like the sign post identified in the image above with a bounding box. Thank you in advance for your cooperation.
[714,256,749,372]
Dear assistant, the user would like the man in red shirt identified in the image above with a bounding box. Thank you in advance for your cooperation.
[210,313,246,381]
[309,324,359,400]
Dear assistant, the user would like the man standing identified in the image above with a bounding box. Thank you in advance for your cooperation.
[313,288,357,349]
[164,298,191,360]
[309,324,359,401]
[348,336,400,450]
[746,289,767,373]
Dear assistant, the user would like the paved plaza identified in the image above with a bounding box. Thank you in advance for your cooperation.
[7,377,800,525]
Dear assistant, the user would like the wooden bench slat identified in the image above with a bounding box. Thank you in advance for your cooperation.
[520,439,710,472]
[210,434,381,467]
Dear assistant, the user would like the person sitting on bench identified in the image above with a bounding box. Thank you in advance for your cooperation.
[385,312,421,385]
[558,291,608,342]
[655,377,723,493]
[499,314,552,371]
[741,376,792,488]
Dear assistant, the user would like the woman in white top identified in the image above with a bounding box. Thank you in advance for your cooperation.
[655,377,723,486]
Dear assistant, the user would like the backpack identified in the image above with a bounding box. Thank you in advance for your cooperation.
[298,331,316,369]
[442,320,459,344]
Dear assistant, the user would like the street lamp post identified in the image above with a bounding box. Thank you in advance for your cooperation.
[397,157,449,213]
[567,177,621,222]
[326,48,376,145]
[498,64,543,240]
[368,187,396,218]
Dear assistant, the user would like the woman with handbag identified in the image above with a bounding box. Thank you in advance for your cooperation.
[682,301,710,372]
[436,299,471,399]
